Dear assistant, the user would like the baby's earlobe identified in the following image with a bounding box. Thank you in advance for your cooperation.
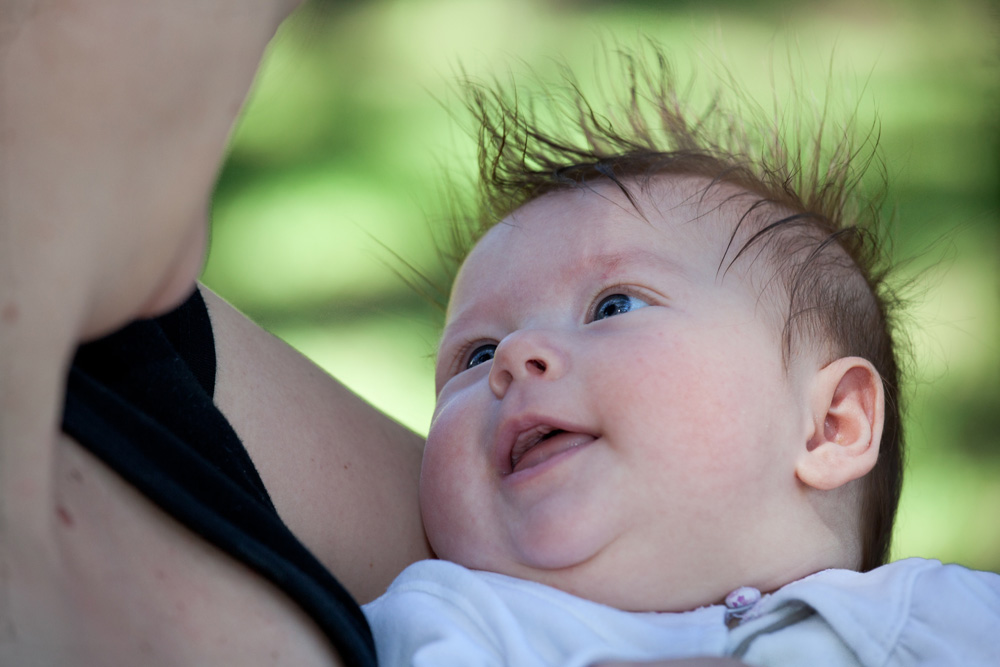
[796,357,884,491]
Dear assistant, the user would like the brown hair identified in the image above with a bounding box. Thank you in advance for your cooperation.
[436,46,905,570]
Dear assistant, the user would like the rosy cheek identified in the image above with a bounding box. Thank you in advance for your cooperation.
[419,439,467,559]
[421,408,466,507]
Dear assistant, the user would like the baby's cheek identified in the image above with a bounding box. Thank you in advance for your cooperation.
[421,384,502,565]
[420,420,473,558]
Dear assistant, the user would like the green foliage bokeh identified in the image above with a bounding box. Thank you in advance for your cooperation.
[203,0,999,572]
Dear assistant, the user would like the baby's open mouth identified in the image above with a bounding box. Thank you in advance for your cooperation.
[509,426,595,474]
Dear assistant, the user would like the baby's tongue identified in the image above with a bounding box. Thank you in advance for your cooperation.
[513,432,595,473]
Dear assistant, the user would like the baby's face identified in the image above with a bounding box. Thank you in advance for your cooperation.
[423,176,817,611]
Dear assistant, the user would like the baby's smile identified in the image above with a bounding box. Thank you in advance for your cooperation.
[508,427,596,475]
[494,414,599,476]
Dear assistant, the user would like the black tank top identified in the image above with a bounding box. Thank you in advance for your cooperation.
[62,289,376,666]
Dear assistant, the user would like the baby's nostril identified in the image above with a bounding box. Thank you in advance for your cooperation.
[528,359,547,373]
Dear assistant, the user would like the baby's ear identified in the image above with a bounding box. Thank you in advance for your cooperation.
[796,357,884,491]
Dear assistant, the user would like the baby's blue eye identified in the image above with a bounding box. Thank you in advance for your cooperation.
[593,293,649,321]
[466,344,497,369]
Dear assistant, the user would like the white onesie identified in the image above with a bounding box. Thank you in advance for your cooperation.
[363,557,1000,666]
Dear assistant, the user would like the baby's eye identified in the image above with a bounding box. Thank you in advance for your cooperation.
[592,293,649,321]
[466,344,497,369]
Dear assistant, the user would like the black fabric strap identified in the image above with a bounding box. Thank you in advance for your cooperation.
[62,289,376,666]
[71,291,273,508]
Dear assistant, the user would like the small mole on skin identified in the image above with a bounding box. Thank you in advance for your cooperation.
[343,464,349,470]
[1,303,18,324]
[69,468,83,483]
[56,505,74,527]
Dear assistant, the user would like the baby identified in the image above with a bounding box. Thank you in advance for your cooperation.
[363,54,1000,666]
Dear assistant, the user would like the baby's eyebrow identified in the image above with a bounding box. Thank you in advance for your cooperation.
[436,315,479,360]
[436,312,473,353]
[588,247,684,278]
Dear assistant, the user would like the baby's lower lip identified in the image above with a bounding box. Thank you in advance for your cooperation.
[511,432,596,474]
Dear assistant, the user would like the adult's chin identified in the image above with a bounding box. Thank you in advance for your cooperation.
[80,222,207,343]
[137,274,200,323]
[135,222,208,321]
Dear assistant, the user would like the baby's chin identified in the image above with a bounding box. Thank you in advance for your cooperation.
[443,547,718,613]
[430,515,842,613]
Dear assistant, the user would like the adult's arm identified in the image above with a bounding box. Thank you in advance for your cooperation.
[204,286,430,603]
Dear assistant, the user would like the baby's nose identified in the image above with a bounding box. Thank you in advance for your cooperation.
[488,329,568,398]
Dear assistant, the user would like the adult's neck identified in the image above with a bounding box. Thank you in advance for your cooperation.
[0,247,88,537]
[0,244,91,663]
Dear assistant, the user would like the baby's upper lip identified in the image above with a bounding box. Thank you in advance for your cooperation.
[495,414,595,475]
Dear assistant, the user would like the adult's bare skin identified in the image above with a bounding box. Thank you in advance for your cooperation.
[0,1,429,664]
[205,288,428,604]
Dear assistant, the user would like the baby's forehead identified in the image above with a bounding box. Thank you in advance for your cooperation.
[456,174,770,282]
[446,175,779,317]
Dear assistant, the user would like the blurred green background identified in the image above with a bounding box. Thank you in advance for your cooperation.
[203,0,999,571]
